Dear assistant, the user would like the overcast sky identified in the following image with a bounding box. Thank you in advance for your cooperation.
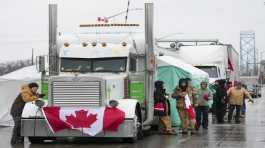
[1,0,265,62]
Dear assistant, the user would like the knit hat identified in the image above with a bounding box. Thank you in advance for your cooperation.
[155,81,164,89]
[28,82,39,88]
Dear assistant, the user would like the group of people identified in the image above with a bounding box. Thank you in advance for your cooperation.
[213,80,253,124]
[154,78,254,135]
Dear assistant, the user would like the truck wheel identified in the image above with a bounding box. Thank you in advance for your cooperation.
[135,103,143,140]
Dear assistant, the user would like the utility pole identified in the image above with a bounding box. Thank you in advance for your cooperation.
[31,48,34,65]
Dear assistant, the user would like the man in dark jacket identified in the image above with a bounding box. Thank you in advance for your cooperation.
[214,79,227,123]
[154,81,175,134]
[10,82,44,144]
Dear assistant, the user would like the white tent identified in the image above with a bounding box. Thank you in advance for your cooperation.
[0,65,41,126]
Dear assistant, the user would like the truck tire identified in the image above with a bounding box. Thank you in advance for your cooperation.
[135,103,143,140]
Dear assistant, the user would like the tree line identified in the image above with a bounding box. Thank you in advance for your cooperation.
[0,59,33,76]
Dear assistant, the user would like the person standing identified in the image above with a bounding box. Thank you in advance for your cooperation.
[172,78,195,134]
[227,82,253,123]
[214,79,227,123]
[195,81,213,130]
[10,83,44,144]
[154,81,175,134]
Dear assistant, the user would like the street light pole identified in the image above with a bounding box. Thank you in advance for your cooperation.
[259,51,265,87]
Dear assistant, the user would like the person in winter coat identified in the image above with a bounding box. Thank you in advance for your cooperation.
[214,79,227,124]
[154,81,175,134]
[172,78,196,134]
[195,81,213,130]
[227,81,253,123]
[10,83,45,144]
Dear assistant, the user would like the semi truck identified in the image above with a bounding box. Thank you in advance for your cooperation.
[156,39,240,84]
[21,3,155,143]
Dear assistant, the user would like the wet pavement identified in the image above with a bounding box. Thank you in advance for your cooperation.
[1,93,265,148]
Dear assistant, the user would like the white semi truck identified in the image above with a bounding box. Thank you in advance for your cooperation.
[156,39,239,83]
[21,3,155,143]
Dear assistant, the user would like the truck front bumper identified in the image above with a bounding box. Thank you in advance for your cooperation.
[21,118,136,138]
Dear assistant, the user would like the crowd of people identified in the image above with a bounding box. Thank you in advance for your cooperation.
[153,78,254,135]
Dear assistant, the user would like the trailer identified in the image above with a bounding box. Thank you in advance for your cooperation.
[21,3,155,143]
[156,40,239,83]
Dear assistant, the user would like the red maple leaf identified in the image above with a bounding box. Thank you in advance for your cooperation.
[65,110,97,128]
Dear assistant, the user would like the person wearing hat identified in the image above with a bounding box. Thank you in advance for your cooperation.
[154,81,175,134]
[227,81,253,123]
[172,78,196,134]
[195,81,213,130]
[10,82,45,144]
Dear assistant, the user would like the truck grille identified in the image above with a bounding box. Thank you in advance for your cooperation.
[52,81,101,106]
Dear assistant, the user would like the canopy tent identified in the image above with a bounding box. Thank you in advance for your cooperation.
[157,55,209,94]
[157,55,210,126]
[0,65,41,126]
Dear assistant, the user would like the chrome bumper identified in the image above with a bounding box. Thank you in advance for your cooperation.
[21,118,136,138]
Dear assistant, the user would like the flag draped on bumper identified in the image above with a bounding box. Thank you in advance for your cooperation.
[42,106,125,136]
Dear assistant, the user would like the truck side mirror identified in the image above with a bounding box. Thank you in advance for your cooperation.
[37,56,46,73]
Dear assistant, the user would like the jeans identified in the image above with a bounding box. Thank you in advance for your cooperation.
[196,106,209,128]
[241,99,246,115]
[228,105,241,122]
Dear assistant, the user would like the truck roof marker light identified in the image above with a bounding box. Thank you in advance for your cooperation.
[92,42,97,47]
[82,42,88,47]
[79,23,140,27]
[101,42,107,47]
[122,42,127,47]
[64,42,70,47]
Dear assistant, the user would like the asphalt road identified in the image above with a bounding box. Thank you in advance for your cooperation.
[1,93,265,148]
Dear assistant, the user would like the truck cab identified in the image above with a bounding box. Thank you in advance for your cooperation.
[21,31,150,143]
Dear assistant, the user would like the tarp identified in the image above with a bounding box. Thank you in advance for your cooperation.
[157,56,210,126]
[0,65,41,126]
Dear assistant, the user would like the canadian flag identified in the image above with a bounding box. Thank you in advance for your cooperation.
[97,17,108,23]
[42,106,125,136]
[184,94,196,120]
[228,58,234,71]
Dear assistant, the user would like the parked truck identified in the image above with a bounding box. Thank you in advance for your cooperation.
[156,39,240,84]
[21,3,155,143]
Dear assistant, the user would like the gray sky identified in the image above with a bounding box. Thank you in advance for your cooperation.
[1,0,265,62]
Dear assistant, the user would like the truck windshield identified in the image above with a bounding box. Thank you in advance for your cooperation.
[195,66,218,78]
[61,58,92,72]
[60,57,127,73]
[93,58,127,72]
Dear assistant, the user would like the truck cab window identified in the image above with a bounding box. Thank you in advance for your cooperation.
[61,58,91,72]
[92,57,127,72]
